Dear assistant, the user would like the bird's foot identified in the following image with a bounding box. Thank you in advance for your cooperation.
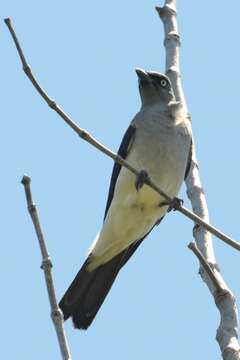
[135,170,150,191]
[167,197,184,212]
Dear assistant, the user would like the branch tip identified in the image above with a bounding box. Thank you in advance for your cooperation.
[155,6,162,13]
[188,241,223,293]
[4,17,11,25]
[21,175,31,186]
[156,4,176,21]
[188,241,195,250]
[155,6,165,17]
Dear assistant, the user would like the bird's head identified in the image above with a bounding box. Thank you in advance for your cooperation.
[136,68,175,108]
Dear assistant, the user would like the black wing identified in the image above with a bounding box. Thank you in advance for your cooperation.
[104,124,136,220]
[184,139,193,180]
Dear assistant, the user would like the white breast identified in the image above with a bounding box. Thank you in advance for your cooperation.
[88,108,191,269]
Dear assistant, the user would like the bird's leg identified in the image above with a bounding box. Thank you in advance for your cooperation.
[167,197,184,212]
[159,197,184,212]
[135,170,150,191]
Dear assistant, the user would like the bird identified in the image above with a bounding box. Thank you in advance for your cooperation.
[59,68,192,330]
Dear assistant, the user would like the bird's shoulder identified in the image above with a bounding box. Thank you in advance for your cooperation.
[130,105,192,146]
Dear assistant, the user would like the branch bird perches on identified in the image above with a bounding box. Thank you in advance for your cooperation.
[4,17,240,252]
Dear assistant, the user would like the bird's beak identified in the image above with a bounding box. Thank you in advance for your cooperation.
[135,68,149,82]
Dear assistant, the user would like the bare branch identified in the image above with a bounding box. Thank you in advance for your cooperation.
[157,1,240,358]
[188,242,222,293]
[4,17,240,254]
[21,175,72,360]
[156,3,188,113]
[189,242,240,359]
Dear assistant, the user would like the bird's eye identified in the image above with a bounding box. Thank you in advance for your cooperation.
[160,79,167,87]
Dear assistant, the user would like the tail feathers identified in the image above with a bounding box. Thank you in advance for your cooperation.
[59,218,164,330]
[59,239,144,330]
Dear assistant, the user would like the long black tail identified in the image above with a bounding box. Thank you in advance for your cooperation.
[59,239,144,330]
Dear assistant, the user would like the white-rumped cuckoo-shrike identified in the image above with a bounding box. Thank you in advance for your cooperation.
[59,68,192,329]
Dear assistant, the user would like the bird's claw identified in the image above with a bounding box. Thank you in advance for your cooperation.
[168,197,184,212]
[135,170,150,191]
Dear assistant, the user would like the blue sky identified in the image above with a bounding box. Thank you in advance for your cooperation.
[2,1,240,359]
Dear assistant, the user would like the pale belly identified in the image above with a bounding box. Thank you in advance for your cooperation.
[89,117,191,269]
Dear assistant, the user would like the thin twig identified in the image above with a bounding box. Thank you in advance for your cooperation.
[4,17,240,252]
[21,175,72,360]
[188,242,222,293]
